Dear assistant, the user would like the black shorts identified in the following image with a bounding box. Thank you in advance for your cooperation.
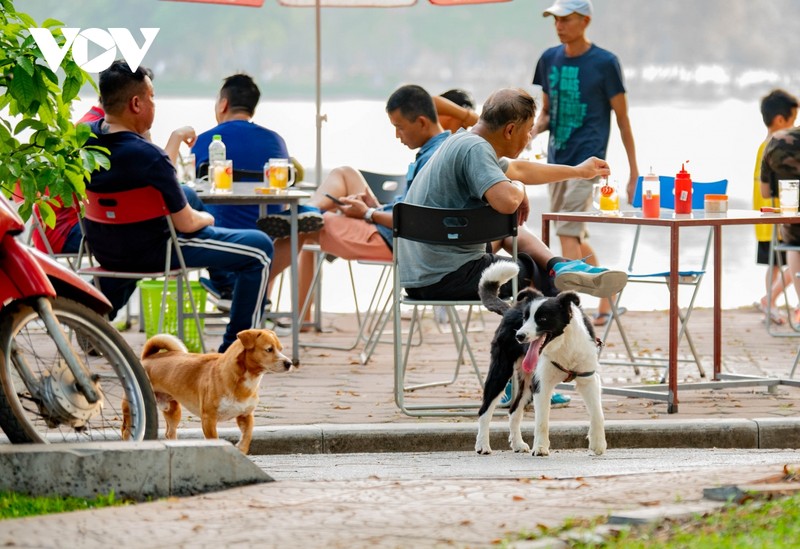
[780,223,800,247]
[756,240,786,266]
[405,252,553,301]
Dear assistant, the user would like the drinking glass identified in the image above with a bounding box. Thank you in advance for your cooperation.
[266,158,296,191]
[779,179,799,215]
[592,179,620,216]
[212,159,233,194]
[179,153,196,186]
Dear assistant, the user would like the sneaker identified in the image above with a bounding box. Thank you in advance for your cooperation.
[199,277,232,313]
[499,379,513,405]
[499,381,571,409]
[551,259,628,298]
[257,205,324,239]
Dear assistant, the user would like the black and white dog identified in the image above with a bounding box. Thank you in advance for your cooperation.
[474,261,606,456]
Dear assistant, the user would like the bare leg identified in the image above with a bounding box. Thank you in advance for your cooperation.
[495,225,555,269]
[786,251,800,318]
[308,166,376,211]
[268,233,316,324]
[764,265,792,307]
[267,165,376,324]
[558,236,614,317]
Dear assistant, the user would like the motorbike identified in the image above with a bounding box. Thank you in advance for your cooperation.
[0,197,157,443]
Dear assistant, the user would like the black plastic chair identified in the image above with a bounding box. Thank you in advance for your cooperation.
[391,203,517,416]
[301,170,408,358]
[359,170,407,205]
[196,161,262,182]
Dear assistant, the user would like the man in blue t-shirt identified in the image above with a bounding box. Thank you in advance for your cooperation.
[533,0,639,326]
[84,61,273,353]
[192,73,322,305]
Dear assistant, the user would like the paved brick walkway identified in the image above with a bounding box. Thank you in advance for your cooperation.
[2,308,799,547]
[0,462,792,548]
[120,306,800,430]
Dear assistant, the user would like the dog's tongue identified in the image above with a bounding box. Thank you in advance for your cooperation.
[521,336,544,374]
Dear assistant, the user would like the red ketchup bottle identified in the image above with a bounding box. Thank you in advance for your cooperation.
[674,162,692,214]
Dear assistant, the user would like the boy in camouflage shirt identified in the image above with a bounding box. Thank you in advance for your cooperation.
[761,126,800,313]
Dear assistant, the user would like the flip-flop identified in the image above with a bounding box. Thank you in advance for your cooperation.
[593,307,627,327]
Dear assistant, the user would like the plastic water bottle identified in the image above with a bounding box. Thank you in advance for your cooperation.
[208,134,226,164]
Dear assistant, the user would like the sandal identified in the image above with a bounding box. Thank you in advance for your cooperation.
[593,307,627,327]
[761,306,786,326]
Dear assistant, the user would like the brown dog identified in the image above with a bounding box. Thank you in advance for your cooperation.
[136,329,293,454]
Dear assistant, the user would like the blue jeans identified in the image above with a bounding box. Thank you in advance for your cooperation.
[187,185,236,293]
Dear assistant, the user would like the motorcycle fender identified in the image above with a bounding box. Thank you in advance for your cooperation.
[31,249,113,315]
[0,234,56,305]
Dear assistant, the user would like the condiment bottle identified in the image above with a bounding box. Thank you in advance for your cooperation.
[674,162,692,214]
[642,168,660,218]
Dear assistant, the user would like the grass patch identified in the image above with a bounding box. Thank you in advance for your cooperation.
[0,491,132,520]
[501,492,800,548]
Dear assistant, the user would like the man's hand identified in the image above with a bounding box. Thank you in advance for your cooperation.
[171,126,197,148]
[575,157,611,180]
[339,195,369,219]
[626,172,640,205]
[197,210,215,227]
[515,181,530,225]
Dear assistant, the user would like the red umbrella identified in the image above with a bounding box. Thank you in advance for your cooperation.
[164,0,512,184]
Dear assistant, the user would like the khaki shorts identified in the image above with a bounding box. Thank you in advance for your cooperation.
[548,177,599,240]
[319,211,392,262]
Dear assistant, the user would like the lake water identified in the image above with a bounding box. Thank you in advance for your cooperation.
[72,96,790,313]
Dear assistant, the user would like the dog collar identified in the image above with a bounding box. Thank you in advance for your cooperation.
[551,360,595,383]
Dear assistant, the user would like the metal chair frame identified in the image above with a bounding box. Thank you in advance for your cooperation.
[77,186,206,352]
[300,170,409,358]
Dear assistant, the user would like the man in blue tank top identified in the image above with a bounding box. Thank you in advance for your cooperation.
[532,0,639,326]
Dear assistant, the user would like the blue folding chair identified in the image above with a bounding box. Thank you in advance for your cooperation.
[600,176,728,378]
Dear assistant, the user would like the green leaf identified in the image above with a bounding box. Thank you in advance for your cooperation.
[15,55,33,76]
[9,63,35,109]
[38,201,56,229]
[62,75,81,104]
[40,18,65,29]
[15,12,36,29]
[39,64,59,85]
[13,118,46,134]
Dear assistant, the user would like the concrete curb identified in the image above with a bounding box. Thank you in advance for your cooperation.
[1,419,797,501]
[196,417,800,455]
[0,440,271,500]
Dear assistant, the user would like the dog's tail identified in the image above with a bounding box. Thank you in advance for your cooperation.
[478,261,520,316]
[141,333,189,360]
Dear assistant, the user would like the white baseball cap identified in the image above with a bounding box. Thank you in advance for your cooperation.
[543,0,593,17]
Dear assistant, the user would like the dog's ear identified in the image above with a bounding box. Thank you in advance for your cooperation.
[516,288,543,303]
[237,329,258,350]
[558,290,581,309]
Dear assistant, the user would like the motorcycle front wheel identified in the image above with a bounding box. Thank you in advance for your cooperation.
[0,297,157,443]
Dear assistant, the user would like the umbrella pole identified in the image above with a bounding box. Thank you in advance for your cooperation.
[315,0,325,187]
